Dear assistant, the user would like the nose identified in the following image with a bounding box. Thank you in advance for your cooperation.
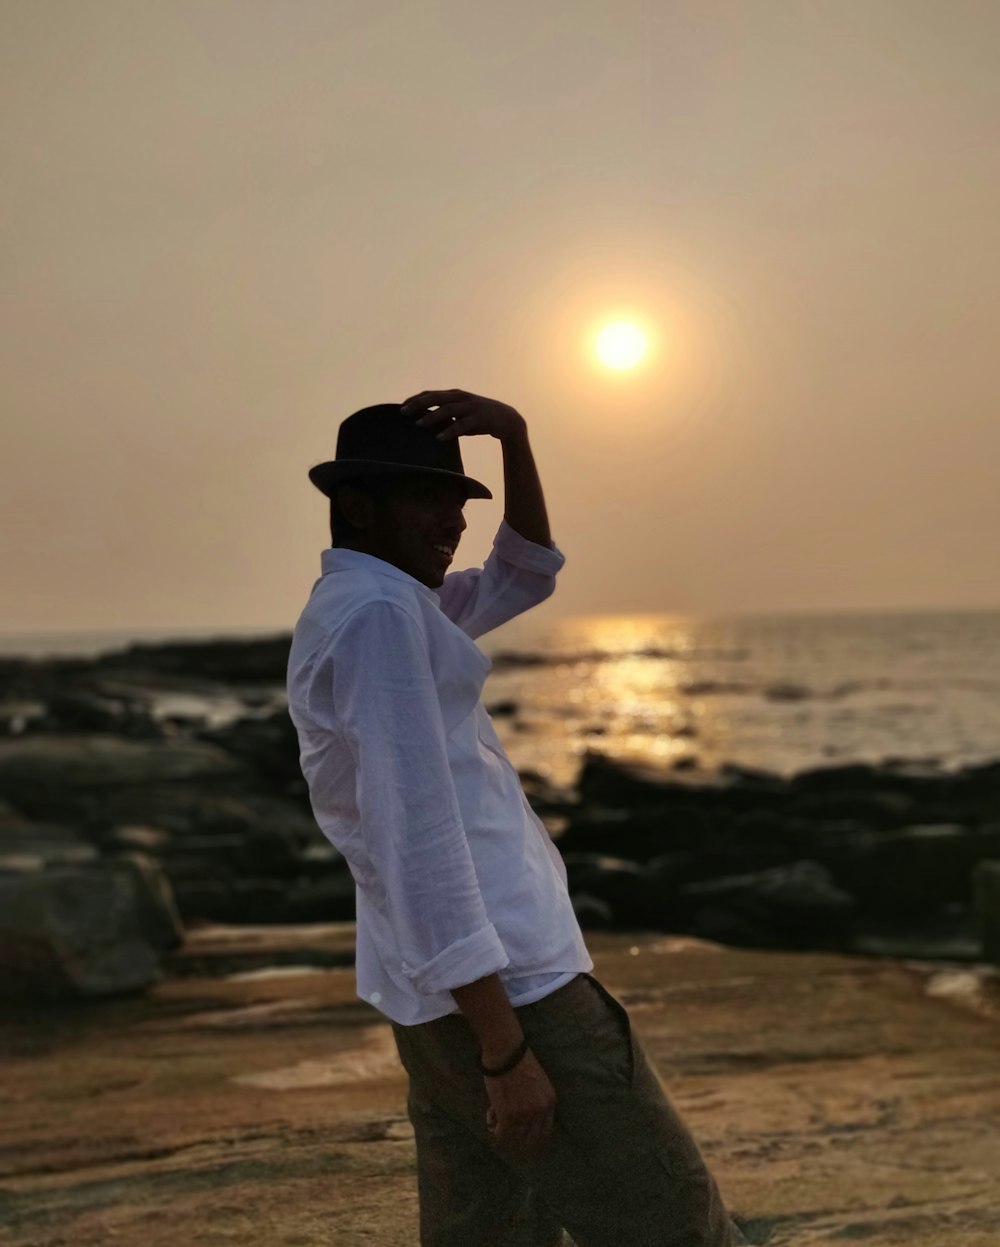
[449,504,467,536]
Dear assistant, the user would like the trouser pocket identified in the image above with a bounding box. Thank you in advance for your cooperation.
[575,972,638,1087]
[564,976,716,1185]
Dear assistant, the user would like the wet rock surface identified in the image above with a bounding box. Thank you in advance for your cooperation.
[1,927,998,1246]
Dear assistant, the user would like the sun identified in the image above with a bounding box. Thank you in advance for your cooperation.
[594,320,648,370]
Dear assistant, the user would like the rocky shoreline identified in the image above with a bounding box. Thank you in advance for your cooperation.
[1,635,999,996]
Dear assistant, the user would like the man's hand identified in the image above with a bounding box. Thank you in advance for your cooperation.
[400,389,526,442]
[484,1047,557,1161]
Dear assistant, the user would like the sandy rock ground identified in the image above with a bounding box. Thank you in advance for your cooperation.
[1,926,999,1246]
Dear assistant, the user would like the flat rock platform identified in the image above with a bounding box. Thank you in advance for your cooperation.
[2,926,998,1246]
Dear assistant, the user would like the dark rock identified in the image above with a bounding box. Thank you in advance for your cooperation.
[557,805,714,862]
[644,852,705,889]
[719,763,785,785]
[160,833,247,869]
[790,763,886,791]
[0,797,28,828]
[517,770,576,815]
[570,893,614,929]
[106,851,184,952]
[680,860,856,951]
[0,860,180,998]
[0,819,99,873]
[562,854,663,926]
[172,879,231,922]
[238,825,310,875]
[275,873,357,923]
[226,878,291,923]
[0,735,247,821]
[829,825,1000,918]
[195,709,303,791]
[91,634,292,683]
[91,791,318,848]
[486,700,518,717]
[973,860,1000,963]
[33,691,163,739]
[784,788,915,830]
[0,700,45,735]
[577,752,727,807]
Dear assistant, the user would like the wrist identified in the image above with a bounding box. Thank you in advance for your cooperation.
[479,1027,525,1066]
[479,1035,530,1077]
[497,416,528,445]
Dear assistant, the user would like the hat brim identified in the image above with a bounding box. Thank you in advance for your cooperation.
[309,459,493,501]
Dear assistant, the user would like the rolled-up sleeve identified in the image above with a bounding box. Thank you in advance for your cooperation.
[436,519,566,639]
[332,598,509,994]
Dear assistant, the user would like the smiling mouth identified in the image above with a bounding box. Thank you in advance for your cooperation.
[431,542,455,562]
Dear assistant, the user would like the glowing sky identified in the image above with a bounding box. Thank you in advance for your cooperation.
[3,1,999,634]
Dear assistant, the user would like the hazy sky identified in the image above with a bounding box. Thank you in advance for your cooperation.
[3,0,999,634]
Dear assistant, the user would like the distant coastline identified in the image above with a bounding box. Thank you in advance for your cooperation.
[0,625,293,660]
[3,604,999,660]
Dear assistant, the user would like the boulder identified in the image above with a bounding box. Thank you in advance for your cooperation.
[576,752,796,821]
[107,852,184,952]
[784,788,915,830]
[171,879,231,922]
[0,859,182,998]
[0,735,247,822]
[195,709,304,790]
[91,634,291,683]
[936,763,1000,824]
[680,860,856,951]
[570,893,614,929]
[577,753,723,807]
[275,872,357,923]
[790,763,887,791]
[32,690,163,739]
[562,853,663,927]
[87,790,314,842]
[825,824,1000,918]
[557,805,713,862]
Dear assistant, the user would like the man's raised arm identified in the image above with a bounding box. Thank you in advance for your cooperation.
[401,391,565,639]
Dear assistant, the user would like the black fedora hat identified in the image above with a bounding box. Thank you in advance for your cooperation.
[308,403,492,501]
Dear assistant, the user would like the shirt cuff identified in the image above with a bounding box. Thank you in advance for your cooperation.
[493,518,567,575]
[402,923,510,995]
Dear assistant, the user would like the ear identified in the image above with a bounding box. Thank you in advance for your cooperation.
[337,483,377,530]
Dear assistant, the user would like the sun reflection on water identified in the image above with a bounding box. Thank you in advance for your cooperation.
[483,613,728,786]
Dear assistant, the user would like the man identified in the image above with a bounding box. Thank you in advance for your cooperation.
[286,390,748,1246]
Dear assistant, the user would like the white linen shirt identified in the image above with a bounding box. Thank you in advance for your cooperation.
[286,518,593,1025]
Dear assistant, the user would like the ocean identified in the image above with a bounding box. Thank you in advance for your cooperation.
[3,609,999,789]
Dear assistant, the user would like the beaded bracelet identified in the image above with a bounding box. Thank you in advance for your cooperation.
[479,1036,530,1077]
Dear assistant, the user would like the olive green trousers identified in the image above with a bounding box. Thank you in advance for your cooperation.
[390,972,747,1247]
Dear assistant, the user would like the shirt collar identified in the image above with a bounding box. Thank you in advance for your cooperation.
[320,546,440,602]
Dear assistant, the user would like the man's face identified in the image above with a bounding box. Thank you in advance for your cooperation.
[364,475,469,588]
